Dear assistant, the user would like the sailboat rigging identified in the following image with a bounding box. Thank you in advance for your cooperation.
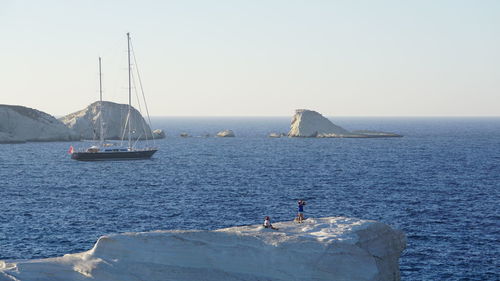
[70,33,158,161]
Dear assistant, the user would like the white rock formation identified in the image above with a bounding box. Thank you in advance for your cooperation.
[0,217,406,281]
[289,109,351,137]
[0,105,78,143]
[60,101,159,140]
[288,109,401,138]
[152,129,166,139]
[216,129,235,137]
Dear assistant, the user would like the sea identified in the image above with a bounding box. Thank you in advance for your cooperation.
[0,117,499,280]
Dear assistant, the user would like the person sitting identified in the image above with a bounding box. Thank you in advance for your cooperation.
[263,216,278,230]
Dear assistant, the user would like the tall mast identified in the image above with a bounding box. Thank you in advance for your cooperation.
[99,57,104,145]
[127,32,132,149]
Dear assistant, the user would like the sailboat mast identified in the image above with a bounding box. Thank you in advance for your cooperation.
[99,57,104,145]
[127,32,132,149]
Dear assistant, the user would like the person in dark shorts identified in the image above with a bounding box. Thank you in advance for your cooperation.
[296,200,306,223]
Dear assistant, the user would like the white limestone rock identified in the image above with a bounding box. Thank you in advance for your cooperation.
[0,105,78,143]
[152,129,166,139]
[288,109,402,138]
[288,109,351,137]
[216,129,235,137]
[60,101,157,141]
[0,217,406,281]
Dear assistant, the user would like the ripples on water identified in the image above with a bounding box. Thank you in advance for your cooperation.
[0,117,499,280]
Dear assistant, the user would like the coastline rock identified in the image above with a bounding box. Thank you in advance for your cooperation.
[60,101,157,141]
[216,129,235,137]
[0,105,78,143]
[0,217,406,281]
[288,109,402,138]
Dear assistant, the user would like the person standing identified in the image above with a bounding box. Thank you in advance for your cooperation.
[297,200,306,223]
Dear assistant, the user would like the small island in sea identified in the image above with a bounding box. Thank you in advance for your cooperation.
[288,109,402,138]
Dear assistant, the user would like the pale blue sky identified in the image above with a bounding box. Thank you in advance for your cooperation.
[1,0,499,116]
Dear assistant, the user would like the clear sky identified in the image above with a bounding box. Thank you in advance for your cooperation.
[1,0,499,116]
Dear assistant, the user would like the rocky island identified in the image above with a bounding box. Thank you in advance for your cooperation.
[0,217,406,281]
[60,101,164,140]
[288,109,402,138]
[0,102,165,143]
[0,105,78,143]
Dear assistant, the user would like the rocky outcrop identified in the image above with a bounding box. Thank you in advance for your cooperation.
[216,129,235,137]
[60,101,162,140]
[288,109,402,138]
[0,217,406,281]
[0,105,78,143]
[289,109,350,137]
[269,133,287,138]
[152,129,166,139]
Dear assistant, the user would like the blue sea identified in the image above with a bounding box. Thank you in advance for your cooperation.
[1,117,499,280]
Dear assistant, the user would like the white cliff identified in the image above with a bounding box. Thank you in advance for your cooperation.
[60,101,163,140]
[288,109,402,138]
[0,217,406,281]
[0,105,77,143]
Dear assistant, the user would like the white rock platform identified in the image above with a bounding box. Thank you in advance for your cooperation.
[0,217,406,281]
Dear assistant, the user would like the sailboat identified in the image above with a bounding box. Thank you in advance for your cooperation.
[70,33,158,161]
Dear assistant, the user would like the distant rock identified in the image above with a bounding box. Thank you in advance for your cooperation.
[216,129,235,137]
[288,109,402,138]
[60,101,158,141]
[268,132,282,138]
[0,104,78,143]
[152,129,166,139]
[351,130,402,138]
[288,109,350,137]
[0,217,406,281]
